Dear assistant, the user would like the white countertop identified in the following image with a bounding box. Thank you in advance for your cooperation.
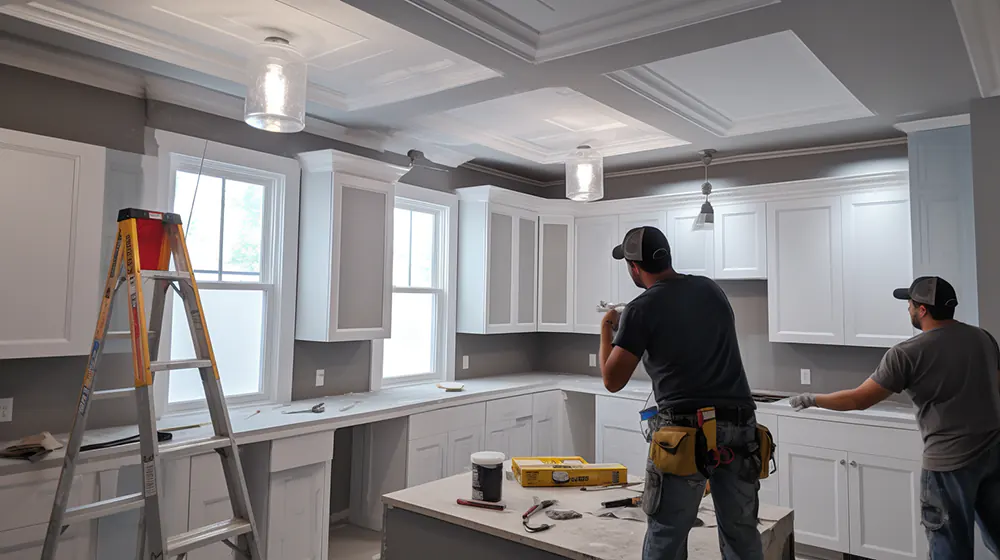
[0,372,918,477]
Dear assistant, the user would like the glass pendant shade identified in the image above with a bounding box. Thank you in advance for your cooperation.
[565,145,604,202]
[693,200,715,230]
[244,37,307,133]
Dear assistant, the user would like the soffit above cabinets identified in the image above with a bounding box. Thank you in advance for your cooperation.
[409,87,690,164]
[607,30,874,137]
[0,0,500,111]
[404,0,780,63]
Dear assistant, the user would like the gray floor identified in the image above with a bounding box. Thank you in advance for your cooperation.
[328,523,382,560]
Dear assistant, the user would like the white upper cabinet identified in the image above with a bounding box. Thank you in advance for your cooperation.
[295,150,408,342]
[714,202,767,279]
[574,215,619,334]
[842,190,914,347]
[537,215,574,332]
[457,195,538,333]
[666,206,714,277]
[767,196,845,345]
[616,212,667,303]
[0,128,106,359]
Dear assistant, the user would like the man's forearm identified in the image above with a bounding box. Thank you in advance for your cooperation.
[599,323,614,372]
[815,390,870,411]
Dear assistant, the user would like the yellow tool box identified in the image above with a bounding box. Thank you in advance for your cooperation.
[512,457,628,487]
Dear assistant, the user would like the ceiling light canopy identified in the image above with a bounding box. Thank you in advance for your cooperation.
[693,149,716,230]
[244,36,307,134]
[565,145,604,202]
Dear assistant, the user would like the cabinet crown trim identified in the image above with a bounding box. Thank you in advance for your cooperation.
[298,149,409,183]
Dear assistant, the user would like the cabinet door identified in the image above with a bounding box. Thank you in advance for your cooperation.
[486,419,533,460]
[486,209,514,331]
[848,452,925,560]
[666,206,714,277]
[617,212,667,303]
[842,190,914,347]
[767,197,845,345]
[532,391,567,457]
[407,433,448,487]
[447,425,485,477]
[514,215,538,331]
[714,202,767,279]
[574,216,619,333]
[754,412,780,507]
[0,128,105,359]
[595,396,648,477]
[267,463,330,560]
[538,216,574,332]
[0,523,93,560]
[779,443,850,553]
[188,454,236,560]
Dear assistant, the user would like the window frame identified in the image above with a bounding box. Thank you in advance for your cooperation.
[371,184,458,390]
[151,130,299,416]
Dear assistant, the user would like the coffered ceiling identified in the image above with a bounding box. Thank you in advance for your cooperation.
[0,0,990,183]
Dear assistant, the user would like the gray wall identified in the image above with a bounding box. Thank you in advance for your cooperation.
[971,96,1000,336]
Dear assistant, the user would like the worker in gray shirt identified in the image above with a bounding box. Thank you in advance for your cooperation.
[599,226,762,560]
[791,276,1000,559]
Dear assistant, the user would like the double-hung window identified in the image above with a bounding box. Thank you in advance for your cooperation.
[153,131,299,414]
[376,185,457,387]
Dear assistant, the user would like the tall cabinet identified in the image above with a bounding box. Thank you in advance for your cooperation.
[537,215,575,332]
[573,215,619,334]
[0,127,106,359]
[295,150,408,342]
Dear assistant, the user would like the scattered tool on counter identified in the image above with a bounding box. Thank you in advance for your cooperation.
[580,481,641,491]
[79,430,172,453]
[522,497,557,533]
[0,432,63,462]
[245,409,261,420]
[339,400,361,412]
[161,422,207,432]
[282,402,325,414]
[456,498,506,512]
[601,496,641,509]
[437,381,465,392]
[545,508,582,520]
[512,456,627,488]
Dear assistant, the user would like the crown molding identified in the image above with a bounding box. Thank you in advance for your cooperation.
[894,114,971,134]
[406,0,778,63]
[298,149,410,183]
[459,162,554,188]
[952,0,1000,98]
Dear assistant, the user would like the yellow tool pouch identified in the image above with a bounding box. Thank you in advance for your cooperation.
[649,426,699,476]
[755,424,777,480]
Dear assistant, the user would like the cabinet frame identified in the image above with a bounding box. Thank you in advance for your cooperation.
[537,215,575,332]
[713,202,767,279]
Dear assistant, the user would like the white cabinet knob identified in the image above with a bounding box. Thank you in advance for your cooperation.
[850,460,858,467]
[839,459,846,465]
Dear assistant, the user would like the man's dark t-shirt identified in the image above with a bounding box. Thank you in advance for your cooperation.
[612,275,754,411]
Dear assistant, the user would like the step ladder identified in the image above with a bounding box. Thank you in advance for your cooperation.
[42,208,262,560]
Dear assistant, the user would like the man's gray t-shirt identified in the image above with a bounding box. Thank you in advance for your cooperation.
[612,275,753,411]
[871,322,1000,471]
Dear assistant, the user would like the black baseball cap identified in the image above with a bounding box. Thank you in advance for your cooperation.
[893,276,958,308]
[612,226,671,272]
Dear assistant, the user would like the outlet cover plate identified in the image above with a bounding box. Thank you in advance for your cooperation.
[462,356,469,369]
[800,368,811,385]
[315,369,325,387]
[0,398,12,422]
[589,354,597,368]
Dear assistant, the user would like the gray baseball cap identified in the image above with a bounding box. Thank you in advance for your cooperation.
[893,276,958,308]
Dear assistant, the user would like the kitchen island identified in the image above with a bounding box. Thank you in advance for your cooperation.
[382,469,795,560]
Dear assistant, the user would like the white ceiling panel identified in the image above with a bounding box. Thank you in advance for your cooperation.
[406,0,780,63]
[410,87,688,164]
[0,0,500,110]
[608,31,874,137]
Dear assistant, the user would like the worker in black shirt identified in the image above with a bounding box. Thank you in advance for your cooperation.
[598,226,764,560]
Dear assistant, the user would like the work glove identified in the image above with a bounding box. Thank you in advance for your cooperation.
[789,393,817,411]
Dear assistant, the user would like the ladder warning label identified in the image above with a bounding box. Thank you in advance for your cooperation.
[142,455,157,497]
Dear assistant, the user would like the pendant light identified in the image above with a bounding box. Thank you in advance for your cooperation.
[693,149,717,230]
[244,36,307,133]
[565,145,604,202]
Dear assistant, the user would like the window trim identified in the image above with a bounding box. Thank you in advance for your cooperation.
[371,184,458,390]
[151,130,299,416]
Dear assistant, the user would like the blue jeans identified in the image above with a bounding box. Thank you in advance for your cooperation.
[922,439,1000,559]
[642,418,763,560]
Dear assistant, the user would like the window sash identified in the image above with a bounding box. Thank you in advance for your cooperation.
[394,199,443,290]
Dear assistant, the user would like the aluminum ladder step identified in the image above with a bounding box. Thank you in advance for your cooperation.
[142,270,191,282]
[166,518,252,557]
[107,330,157,340]
[92,387,135,401]
[150,359,212,372]
[159,436,231,459]
[63,493,144,525]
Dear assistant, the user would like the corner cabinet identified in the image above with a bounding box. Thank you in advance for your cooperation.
[537,215,575,332]
[295,150,408,342]
[0,128,106,359]
[456,189,538,334]
[573,215,619,334]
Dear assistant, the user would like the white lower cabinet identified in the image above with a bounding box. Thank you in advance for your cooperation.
[531,391,569,457]
[848,452,925,560]
[779,443,851,552]
[595,396,648,477]
[265,463,329,560]
[447,427,486,477]
[0,523,93,560]
[485,395,534,460]
[406,434,448,487]
[407,402,487,486]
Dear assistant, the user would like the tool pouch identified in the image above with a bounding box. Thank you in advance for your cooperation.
[755,424,777,480]
[649,426,699,476]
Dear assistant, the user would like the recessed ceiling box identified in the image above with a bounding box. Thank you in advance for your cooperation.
[607,30,874,137]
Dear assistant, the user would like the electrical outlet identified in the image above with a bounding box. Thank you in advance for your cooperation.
[462,356,469,370]
[800,368,811,385]
[315,369,325,387]
[589,354,597,368]
[0,398,12,423]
